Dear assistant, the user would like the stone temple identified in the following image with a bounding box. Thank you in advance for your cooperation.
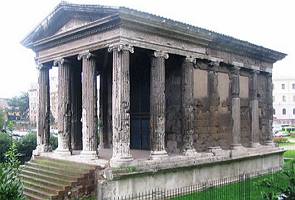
[21,2,286,200]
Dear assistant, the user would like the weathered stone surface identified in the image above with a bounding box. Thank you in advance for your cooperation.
[55,58,72,154]
[150,50,169,159]
[181,57,197,155]
[35,65,51,154]
[109,44,134,166]
[79,51,98,156]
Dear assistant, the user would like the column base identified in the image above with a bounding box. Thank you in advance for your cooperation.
[54,148,72,156]
[264,140,276,147]
[250,142,262,148]
[208,146,229,157]
[184,148,200,157]
[33,144,52,156]
[230,144,248,157]
[110,156,133,168]
[80,150,98,159]
[150,150,168,160]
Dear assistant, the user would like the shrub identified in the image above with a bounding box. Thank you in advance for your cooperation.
[0,132,11,163]
[50,135,58,150]
[16,132,37,163]
[0,143,25,200]
[258,161,295,199]
[16,132,58,163]
[273,137,289,144]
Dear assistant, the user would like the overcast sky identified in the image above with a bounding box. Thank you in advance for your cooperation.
[0,0,293,98]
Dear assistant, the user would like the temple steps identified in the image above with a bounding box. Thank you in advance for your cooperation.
[21,156,97,200]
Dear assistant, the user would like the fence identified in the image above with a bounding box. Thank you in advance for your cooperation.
[112,168,281,200]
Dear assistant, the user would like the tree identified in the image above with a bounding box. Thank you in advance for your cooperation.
[8,92,29,120]
[0,110,5,130]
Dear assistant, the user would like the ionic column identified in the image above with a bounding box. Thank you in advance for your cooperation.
[230,66,243,150]
[109,44,133,166]
[70,65,82,150]
[33,64,51,155]
[181,56,197,156]
[150,50,169,159]
[55,58,72,155]
[265,73,275,146]
[78,51,98,156]
[249,70,260,147]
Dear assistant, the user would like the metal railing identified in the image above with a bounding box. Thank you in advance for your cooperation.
[112,168,281,200]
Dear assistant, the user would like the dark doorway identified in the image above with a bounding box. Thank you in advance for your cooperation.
[130,50,150,150]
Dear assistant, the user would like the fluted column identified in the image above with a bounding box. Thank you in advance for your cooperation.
[70,65,82,150]
[265,73,275,146]
[33,64,51,155]
[55,58,72,155]
[181,56,197,155]
[150,50,169,159]
[78,51,98,156]
[230,66,242,150]
[109,44,133,166]
[250,70,260,147]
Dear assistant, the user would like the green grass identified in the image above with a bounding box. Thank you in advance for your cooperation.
[279,142,294,147]
[284,150,295,159]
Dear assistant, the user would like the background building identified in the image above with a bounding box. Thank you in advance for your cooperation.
[273,77,295,125]
[0,98,9,110]
[28,70,58,127]
[28,83,38,125]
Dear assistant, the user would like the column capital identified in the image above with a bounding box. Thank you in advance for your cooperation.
[265,72,272,78]
[153,50,169,59]
[108,43,134,53]
[35,60,52,70]
[250,69,260,75]
[36,64,51,70]
[77,50,95,60]
[53,58,70,67]
[208,61,220,70]
[185,56,197,64]
[230,66,240,74]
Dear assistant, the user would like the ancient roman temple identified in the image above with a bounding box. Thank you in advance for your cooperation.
[21,2,286,199]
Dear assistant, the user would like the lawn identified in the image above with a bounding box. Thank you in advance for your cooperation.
[171,173,286,200]
[171,151,294,200]
[284,150,295,159]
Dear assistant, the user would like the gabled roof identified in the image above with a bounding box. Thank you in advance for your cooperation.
[21,2,118,47]
[22,1,286,63]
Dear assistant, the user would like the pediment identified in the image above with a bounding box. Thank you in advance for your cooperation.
[22,2,118,47]
[55,18,92,35]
